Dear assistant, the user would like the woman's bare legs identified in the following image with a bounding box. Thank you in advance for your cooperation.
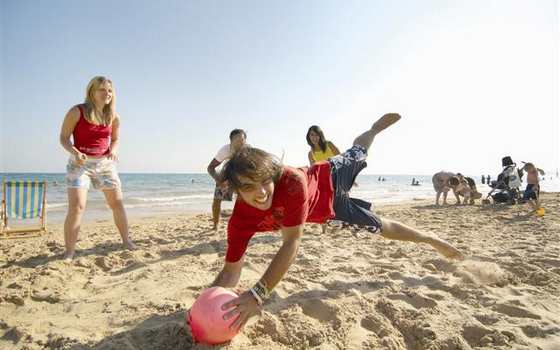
[64,188,88,260]
[103,188,136,250]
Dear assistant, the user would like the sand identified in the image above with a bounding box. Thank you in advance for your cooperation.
[1,193,559,349]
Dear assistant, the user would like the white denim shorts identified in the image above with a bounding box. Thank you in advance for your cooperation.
[65,156,121,190]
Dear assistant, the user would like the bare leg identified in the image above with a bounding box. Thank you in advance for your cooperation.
[353,113,401,152]
[103,189,136,250]
[436,191,442,205]
[321,223,327,234]
[442,190,449,205]
[64,188,88,260]
[212,198,222,231]
[528,199,538,211]
[379,218,464,260]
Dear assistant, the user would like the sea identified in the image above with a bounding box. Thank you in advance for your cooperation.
[2,173,559,224]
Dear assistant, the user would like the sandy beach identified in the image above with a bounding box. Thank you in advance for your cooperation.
[1,193,559,349]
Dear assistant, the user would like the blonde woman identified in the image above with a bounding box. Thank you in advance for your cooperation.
[59,76,136,260]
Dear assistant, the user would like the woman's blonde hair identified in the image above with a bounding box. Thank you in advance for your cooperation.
[84,76,116,126]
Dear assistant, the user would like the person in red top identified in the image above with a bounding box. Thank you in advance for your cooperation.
[210,113,464,330]
[59,76,136,260]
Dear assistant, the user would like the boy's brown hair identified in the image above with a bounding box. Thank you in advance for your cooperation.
[221,147,283,191]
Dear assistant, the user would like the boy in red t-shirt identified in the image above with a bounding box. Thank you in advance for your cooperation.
[213,113,463,330]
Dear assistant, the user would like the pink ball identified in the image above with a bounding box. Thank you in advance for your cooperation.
[187,287,240,344]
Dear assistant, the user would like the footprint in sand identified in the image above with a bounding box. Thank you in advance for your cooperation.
[386,292,438,309]
[492,303,541,320]
[473,313,501,326]
[31,289,61,303]
[461,323,511,347]
[521,324,560,338]
[346,315,397,350]
[300,299,338,323]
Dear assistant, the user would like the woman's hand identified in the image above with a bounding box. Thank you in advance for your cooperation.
[75,152,87,165]
[107,150,119,161]
[221,290,261,330]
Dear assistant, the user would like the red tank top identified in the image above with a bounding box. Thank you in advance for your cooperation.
[72,105,112,156]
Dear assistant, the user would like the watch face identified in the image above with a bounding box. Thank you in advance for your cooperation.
[254,282,268,298]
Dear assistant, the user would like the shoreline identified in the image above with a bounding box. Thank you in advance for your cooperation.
[25,190,560,226]
[43,196,433,225]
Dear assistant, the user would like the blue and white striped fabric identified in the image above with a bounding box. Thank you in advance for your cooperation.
[5,181,45,219]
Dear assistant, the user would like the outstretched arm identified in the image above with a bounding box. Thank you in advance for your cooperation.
[221,225,303,329]
[259,225,302,290]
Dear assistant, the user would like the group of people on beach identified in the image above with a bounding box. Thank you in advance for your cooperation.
[432,172,482,206]
[432,163,543,212]
[59,76,469,330]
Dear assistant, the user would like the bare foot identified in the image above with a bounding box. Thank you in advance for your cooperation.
[372,113,401,134]
[63,250,75,261]
[430,238,464,260]
[123,239,138,250]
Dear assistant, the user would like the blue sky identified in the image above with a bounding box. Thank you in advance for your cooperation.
[1,0,558,175]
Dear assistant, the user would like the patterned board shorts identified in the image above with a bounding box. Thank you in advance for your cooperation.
[65,157,121,190]
[214,185,234,201]
[328,145,383,233]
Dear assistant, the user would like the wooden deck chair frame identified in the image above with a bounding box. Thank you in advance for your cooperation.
[1,180,48,238]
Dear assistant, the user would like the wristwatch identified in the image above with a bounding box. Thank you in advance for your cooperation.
[250,280,270,305]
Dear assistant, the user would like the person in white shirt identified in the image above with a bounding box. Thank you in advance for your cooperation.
[207,129,247,230]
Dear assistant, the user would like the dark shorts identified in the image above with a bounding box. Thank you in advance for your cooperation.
[214,185,233,201]
[523,184,539,200]
[329,145,382,233]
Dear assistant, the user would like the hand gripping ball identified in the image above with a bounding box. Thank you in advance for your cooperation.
[187,287,240,344]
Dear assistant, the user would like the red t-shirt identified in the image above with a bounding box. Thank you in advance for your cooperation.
[226,161,334,262]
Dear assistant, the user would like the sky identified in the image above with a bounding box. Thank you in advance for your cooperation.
[1,0,559,175]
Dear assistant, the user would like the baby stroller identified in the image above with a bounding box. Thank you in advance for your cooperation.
[485,156,524,204]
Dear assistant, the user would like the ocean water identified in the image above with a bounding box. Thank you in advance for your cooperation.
[2,172,559,224]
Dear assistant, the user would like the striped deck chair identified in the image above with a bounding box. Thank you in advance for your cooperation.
[1,180,47,238]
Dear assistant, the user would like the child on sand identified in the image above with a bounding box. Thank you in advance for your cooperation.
[208,113,464,330]
[522,162,543,213]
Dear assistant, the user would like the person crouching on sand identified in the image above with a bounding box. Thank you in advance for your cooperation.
[210,113,464,330]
